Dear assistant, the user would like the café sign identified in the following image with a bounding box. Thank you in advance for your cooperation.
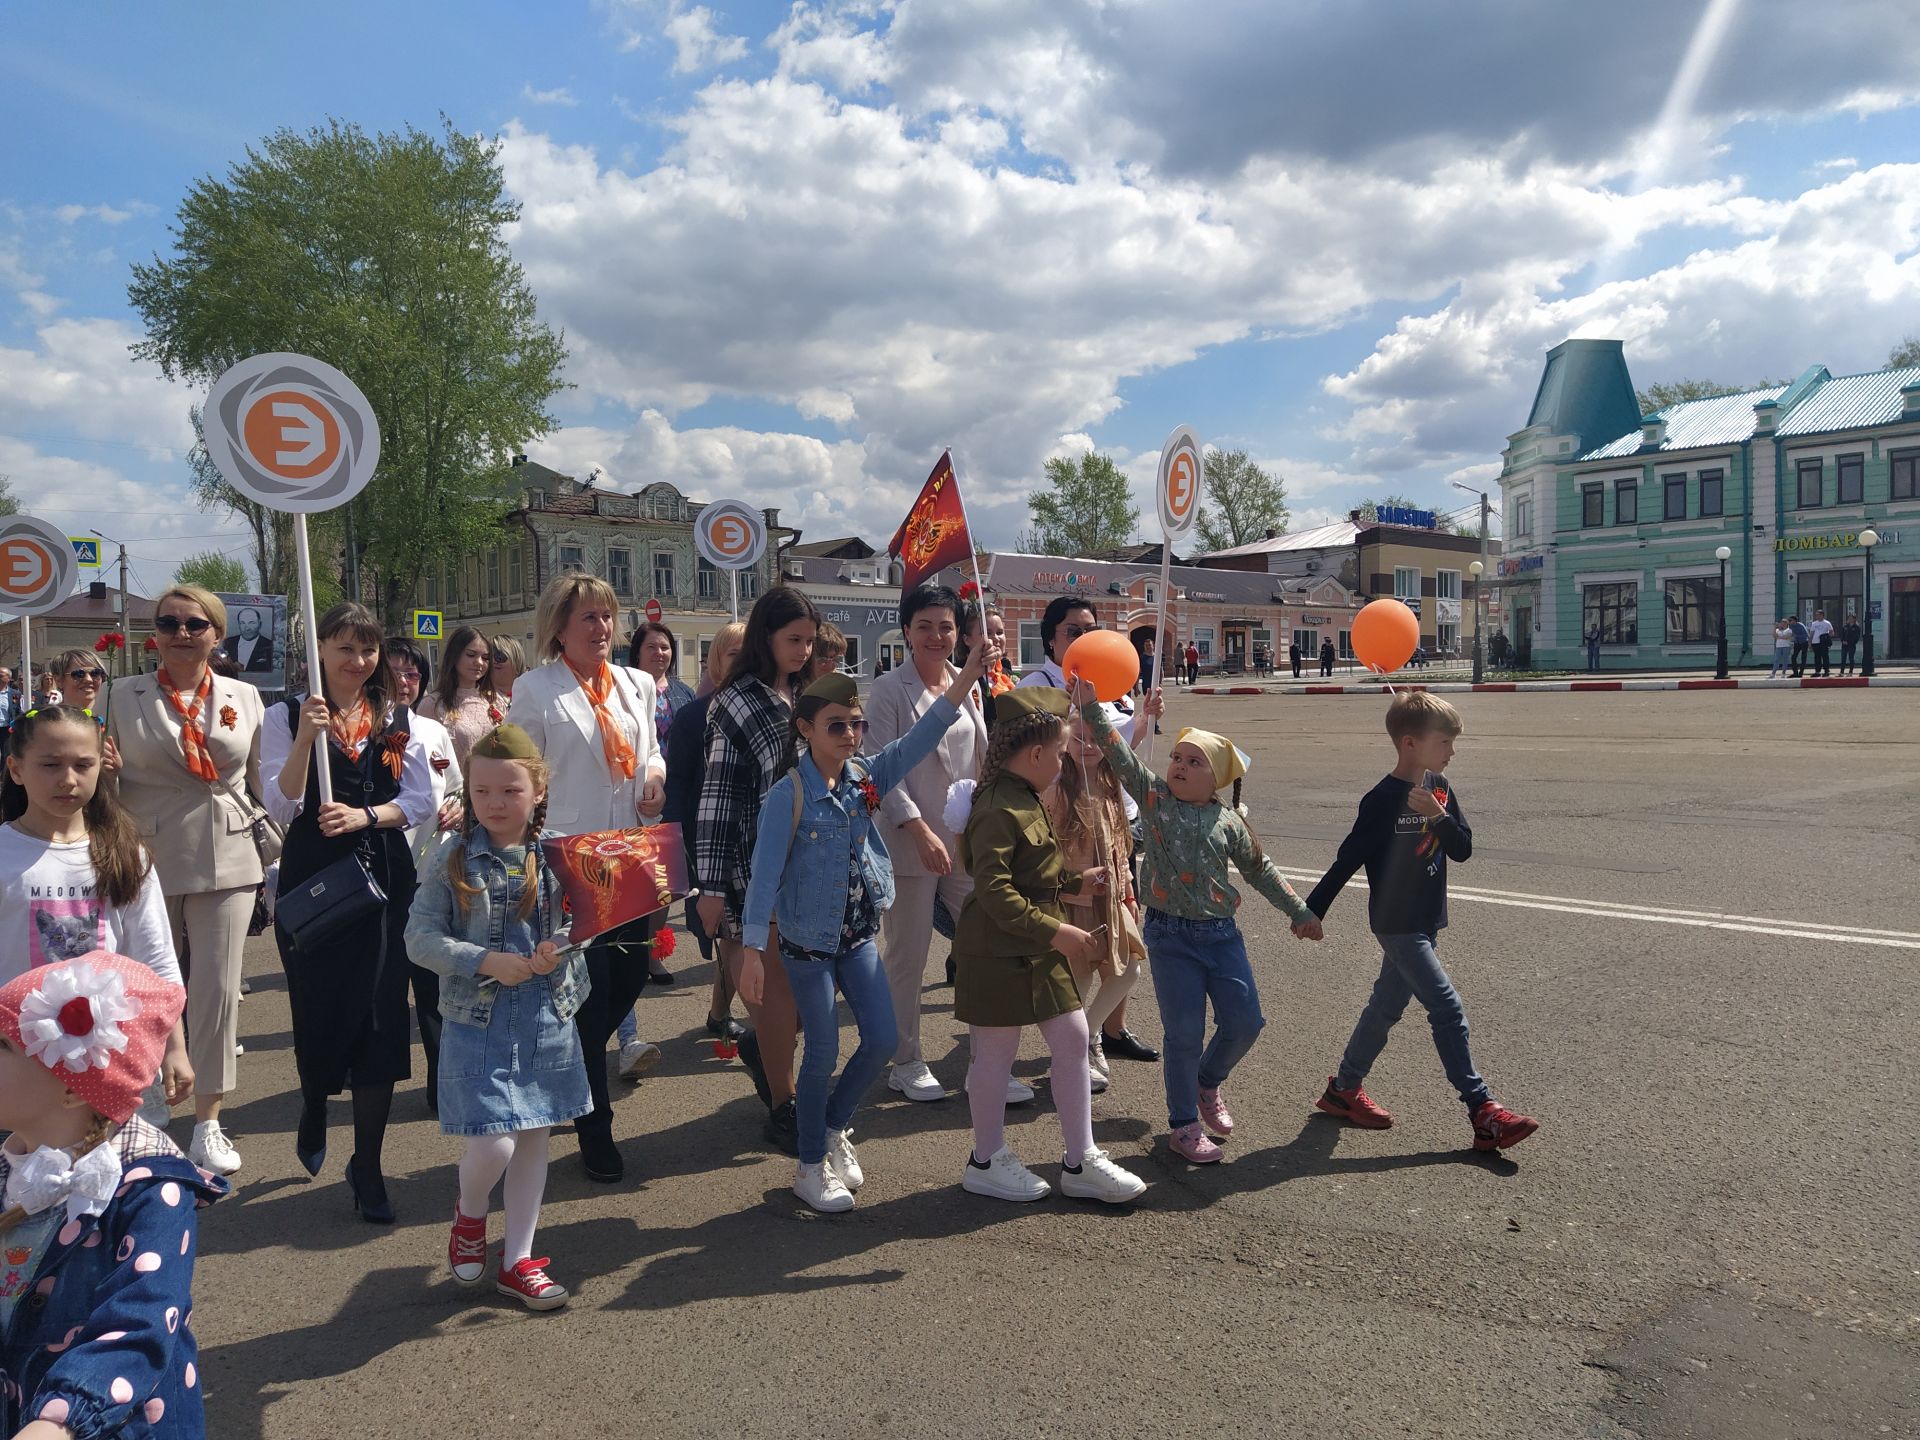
[1774,529,1900,553]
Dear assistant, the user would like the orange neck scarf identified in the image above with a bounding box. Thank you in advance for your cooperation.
[158,670,219,784]
[565,659,637,781]
[328,699,374,762]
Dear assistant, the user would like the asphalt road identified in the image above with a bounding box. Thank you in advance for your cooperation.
[190,690,1918,1440]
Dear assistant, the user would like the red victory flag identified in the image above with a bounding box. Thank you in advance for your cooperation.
[889,451,974,594]
[541,823,689,944]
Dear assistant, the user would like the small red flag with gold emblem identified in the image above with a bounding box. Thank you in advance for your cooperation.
[541,823,689,943]
[888,451,974,595]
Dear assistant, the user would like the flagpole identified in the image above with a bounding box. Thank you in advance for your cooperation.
[944,449,991,604]
[729,568,739,622]
[292,514,331,795]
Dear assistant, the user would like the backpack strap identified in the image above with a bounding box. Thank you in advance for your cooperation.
[782,766,804,865]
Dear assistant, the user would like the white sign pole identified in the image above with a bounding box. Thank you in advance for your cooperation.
[292,515,330,794]
[730,568,739,622]
[696,499,768,628]
[18,618,29,701]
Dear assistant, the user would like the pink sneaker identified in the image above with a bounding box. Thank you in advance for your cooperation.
[1198,1086,1234,1137]
[1169,1122,1223,1164]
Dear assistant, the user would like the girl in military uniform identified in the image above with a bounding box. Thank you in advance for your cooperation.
[950,686,1147,1206]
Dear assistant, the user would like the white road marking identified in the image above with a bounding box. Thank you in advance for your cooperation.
[1271,868,1920,952]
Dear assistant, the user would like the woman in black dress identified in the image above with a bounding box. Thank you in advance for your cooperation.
[262,602,434,1224]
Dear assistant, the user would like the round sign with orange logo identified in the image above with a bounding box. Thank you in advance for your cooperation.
[1156,424,1202,543]
[202,353,381,514]
[0,515,80,616]
[693,499,768,571]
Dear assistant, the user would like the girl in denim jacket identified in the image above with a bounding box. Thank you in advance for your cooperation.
[739,641,996,1212]
[404,725,586,1312]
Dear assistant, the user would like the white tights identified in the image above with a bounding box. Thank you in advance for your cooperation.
[457,1128,550,1266]
[968,1010,1094,1166]
[1084,957,1141,1039]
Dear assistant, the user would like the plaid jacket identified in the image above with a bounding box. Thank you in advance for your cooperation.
[696,675,793,923]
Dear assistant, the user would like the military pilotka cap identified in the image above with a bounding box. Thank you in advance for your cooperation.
[992,685,1070,726]
[470,723,542,761]
[801,672,860,708]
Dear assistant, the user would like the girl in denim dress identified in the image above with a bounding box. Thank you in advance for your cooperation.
[737,641,994,1213]
[405,725,587,1312]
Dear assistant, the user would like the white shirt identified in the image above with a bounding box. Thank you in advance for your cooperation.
[1809,619,1834,642]
[0,825,182,988]
[258,700,436,831]
[404,709,462,856]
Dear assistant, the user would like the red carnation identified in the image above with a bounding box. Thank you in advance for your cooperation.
[94,636,110,652]
[857,778,880,814]
[651,926,677,960]
[958,580,981,600]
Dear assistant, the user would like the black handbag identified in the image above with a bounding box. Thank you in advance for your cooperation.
[277,850,387,951]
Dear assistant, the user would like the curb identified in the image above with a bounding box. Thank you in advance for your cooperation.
[1187,675,1920,697]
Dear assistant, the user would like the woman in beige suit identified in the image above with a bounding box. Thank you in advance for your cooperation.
[864,583,994,1103]
[108,584,266,1178]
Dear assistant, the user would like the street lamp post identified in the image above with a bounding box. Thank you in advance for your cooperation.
[1468,560,1485,684]
[1860,528,1879,678]
[1714,545,1732,680]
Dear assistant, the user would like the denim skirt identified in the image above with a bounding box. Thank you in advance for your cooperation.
[437,978,592,1136]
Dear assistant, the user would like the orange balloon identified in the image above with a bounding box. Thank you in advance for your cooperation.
[1350,598,1419,674]
[1061,629,1140,702]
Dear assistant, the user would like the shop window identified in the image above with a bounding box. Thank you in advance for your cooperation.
[1615,480,1638,525]
[1797,458,1823,508]
[1582,484,1604,527]
[1796,568,1863,623]
[1663,576,1723,643]
[1663,474,1687,521]
[1338,629,1353,659]
[1699,470,1724,517]
[1582,582,1638,645]
[1193,625,1215,659]
[1836,453,1864,505]
[1893,451,1919,500]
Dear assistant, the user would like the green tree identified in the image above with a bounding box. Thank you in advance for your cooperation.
[1357,493,1458,534]
[1194,449,1289,552]
[128,119,568,624]
[1024,451,1139,556]
[173,549,248,593]
[1888,336,1920,369]
[0,475,16,517]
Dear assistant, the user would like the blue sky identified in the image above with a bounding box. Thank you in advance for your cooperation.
[3,0,1918,590]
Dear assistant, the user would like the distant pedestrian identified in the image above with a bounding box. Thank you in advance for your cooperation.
[1839,613,1862,675]
[1788,615,1810,677]
[1320,637,1336,678]
[1289,640,1303,679]
[1184,641,1199,686]
[1808,609,1834,677]
[1769,619,1794,678]
[1584,626,1601,673]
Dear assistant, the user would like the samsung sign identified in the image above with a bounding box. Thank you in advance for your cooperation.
[1376,505,1437,530]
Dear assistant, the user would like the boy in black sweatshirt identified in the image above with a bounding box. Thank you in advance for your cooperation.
[1297,691,1537,1151]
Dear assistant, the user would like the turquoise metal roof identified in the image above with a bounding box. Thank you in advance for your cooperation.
[1775,365,1920,437]
[1526,339,1642,458]
[1578,384,1787,460]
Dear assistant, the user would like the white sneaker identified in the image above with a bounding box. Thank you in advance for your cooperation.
[825,1128,864,1191]
[794,1159,854,1213]
[1006,1076,1036,1104]
[1059,1147,1147,1204]
[1089,1067,1109,1095]
[888,1061,946,1102]
[961,1146,1050,1203]
[234,1042,244,1056]
[1088,1036,1109,1079]
[618,1039,662,1080]
[189,1120,242,1176]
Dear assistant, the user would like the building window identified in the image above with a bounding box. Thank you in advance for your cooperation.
[1144,582,1158,604]
[424,569,438,605]
[559,544,585,573]
[1582,484,1604,527]
[1663,474,1687,521]
[606,547,633,597]
[1663,576,1723,643]
[1893,451,1919,500]
[842,636,861,671]
[1393,566,1420,600]
[1582,582,1638,645]
[1512,496,1533,539]
[1797,458,1823,508]
[1796,568,1863,623]
[1615,479,1638,525]
[445,561,459,604]
[1836,453,1864,505]
[1018,621,1044,669]
[1337,629,1352,659]
[698,557,719,600]
[1437,622,1459,652]
[1435,569,1461,601]
[739,567,759,602]
[487,547,500,599]
[1291,627,1317,657]
[652,551,674,596]
[509,541,523,595]
[1699,470,1724,517]
[1192,625,1215,660]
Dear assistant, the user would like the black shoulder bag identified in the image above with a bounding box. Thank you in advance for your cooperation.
[275,698,388,951]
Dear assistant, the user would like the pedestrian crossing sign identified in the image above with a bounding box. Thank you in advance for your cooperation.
[412,609,442,639]
[69,537,101,568]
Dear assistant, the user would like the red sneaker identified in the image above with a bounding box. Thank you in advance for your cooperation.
[448,1208,488,1285]
[1471,1101,1539,1152]
[1315,1077,1393,1129]
[496,1256,569,1312]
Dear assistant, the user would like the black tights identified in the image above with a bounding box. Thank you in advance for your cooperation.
[302,1080,396,1177]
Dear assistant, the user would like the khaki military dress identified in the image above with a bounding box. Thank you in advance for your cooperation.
[952,772,1086,1026]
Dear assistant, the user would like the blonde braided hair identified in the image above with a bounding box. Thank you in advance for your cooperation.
[0,1111,114,1237]
[977,707,1065,789]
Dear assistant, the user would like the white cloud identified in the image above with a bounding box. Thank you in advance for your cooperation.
[1816,156,1859,172]
[51,203,139,225]
[0,310,195,463]
[664,4,748,74]
[522,84,579,107]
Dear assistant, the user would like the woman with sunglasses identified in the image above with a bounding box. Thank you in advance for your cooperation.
[49,649,121,774]
[106,585,268,1178]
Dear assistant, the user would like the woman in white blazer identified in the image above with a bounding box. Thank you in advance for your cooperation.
[107,585,266,1179]
[506,573,666,1184]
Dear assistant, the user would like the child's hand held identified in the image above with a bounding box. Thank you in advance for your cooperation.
[1065,676,1098,707]
[530,940,562,974]
[479,950,535,987]
[1051,923,1096,967]
[1292,916,1324,941]
[1408,787,1444,818]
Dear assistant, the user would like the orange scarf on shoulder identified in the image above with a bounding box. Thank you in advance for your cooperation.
[328,699,374,762]
[565,659,638,781]
[157,671,219,783]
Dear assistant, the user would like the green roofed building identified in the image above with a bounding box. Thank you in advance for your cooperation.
[1499,340,1919,670]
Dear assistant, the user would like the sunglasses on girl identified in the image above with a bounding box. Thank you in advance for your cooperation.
[154,615,214,635]
[64,668,106,683]
[823,718,869,738]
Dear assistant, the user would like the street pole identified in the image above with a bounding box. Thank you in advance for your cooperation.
[1714,545,1731,680]
[1861,528,1879,677]
[1454,481,1491,684]
[116,542,129,677]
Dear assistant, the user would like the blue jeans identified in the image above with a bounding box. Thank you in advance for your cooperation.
[1145,911,1266,1129]
[1338,932,1490,1110]
[778,937,897,1164]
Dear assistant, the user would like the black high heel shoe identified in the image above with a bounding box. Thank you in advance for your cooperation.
[344,1155,395,1225]
[295,1099,327,1178]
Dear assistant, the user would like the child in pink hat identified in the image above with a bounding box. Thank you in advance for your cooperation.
[0,951,226,1439]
